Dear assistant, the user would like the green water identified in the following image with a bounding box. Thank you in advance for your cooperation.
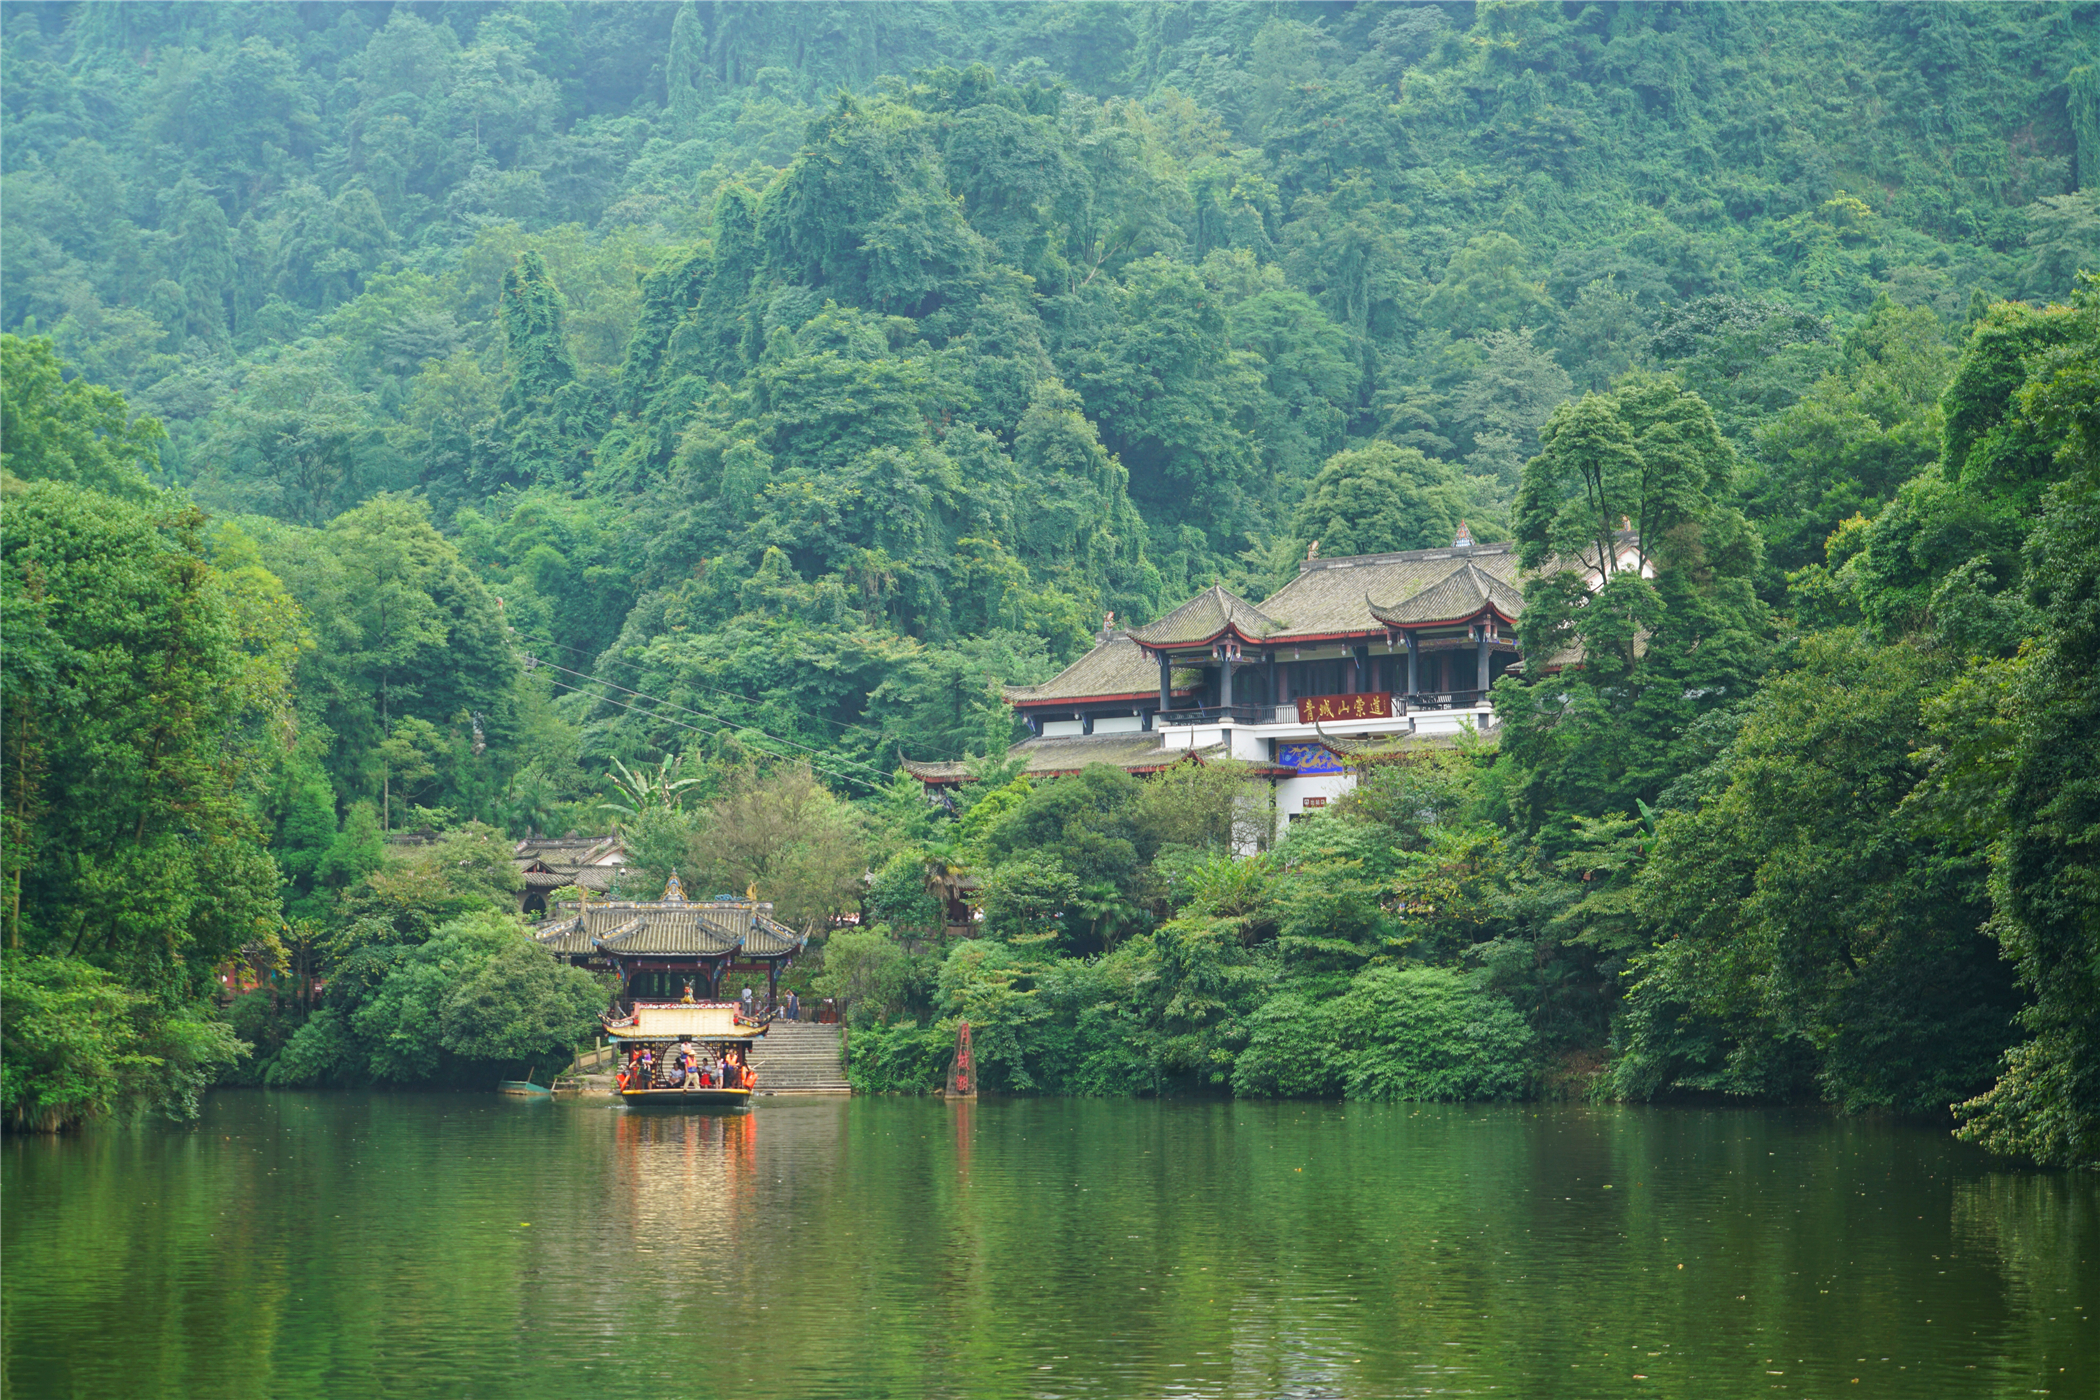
[3,1093,2093,1399]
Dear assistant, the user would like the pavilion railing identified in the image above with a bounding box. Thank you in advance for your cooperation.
[1157,694,1493,725]
[1404,689,1489,710]
[1154,704,1271,726]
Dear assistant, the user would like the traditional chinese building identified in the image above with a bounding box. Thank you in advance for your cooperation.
[905,527,1586,835]
[535,873,807,1012]
[513,835,628,916]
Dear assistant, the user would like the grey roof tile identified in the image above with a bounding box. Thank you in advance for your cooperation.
[536,899,804,959]
[1126,584,1280,646]
[1002,633,1203,705]
[1369,561,1525,626]
[1257,543,1521,640]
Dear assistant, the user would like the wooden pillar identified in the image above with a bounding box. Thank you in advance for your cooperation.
[1219,654,1234,708]
[1477,627,1490,694]
[1158,652,1172,713]
[1266,653,1278,712]
[1406,632,1419,696]
[767,961,780,1011]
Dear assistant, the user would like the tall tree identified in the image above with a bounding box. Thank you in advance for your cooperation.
[2,482,298,991]
[0,336,163,500]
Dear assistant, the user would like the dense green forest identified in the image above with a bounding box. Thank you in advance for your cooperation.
[3,1,2097,1166]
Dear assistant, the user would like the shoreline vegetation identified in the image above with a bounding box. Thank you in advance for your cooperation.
[2,3,2096,1168]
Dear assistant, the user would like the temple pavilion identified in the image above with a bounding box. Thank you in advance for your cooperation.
[905,526,1638,837]
[511,834,627,915]
[535,873,807,1013]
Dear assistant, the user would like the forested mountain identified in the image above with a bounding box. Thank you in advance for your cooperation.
[3,2,2097,1163]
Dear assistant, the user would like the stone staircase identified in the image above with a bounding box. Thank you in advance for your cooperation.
[748,1021,850,1094]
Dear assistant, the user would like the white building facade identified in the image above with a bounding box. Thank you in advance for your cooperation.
[906,530,1532,840]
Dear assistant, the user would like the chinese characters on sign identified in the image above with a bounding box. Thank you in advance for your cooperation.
[1294,691,1392,724]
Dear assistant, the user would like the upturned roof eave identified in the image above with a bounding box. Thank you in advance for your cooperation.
[1128,620,1275,651]
[1367,600,1522,630]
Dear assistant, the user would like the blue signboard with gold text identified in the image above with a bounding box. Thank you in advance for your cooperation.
[1276,742,1345,775]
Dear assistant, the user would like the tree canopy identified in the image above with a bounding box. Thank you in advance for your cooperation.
[3,2,2097,1158]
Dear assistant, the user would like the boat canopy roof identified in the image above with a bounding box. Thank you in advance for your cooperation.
[605,1001,764,1041]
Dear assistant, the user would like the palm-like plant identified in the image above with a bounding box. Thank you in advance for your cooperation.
[598,753,703,829]
[920,840,972,925]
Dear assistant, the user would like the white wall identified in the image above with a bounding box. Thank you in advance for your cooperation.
[1273,771,1355,839]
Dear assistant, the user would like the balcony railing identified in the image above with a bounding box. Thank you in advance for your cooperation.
[1155,703,1271,726]
[1154,692,1495,728]
[1406,689,1488,710]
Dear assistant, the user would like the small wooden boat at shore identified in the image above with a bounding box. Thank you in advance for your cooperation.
[497,1078,553,1097]
[604,1000,765,1109]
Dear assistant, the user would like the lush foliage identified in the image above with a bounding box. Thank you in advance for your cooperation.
[4,3,2098,1158]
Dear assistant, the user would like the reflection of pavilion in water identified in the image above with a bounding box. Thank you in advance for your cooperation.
[604,1101,855,1273]
[612,1111,760,1252]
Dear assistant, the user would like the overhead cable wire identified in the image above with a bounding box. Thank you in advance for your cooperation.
[541,677,888,796]
[537,674,890,796]
[529,635,886,744]
[526,653,895,783]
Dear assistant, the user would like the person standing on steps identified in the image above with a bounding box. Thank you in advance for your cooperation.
[784,990,799,1022]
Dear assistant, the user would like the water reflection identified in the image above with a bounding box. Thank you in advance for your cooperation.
[2,1094,2093,1399]
[612,1109,758,1243]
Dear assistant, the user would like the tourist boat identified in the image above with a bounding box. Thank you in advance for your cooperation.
[604,999,765,1109]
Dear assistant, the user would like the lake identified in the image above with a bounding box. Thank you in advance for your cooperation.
[3,1092,2092,1398]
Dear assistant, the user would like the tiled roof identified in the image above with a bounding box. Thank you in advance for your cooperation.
[520,864,617,891]
[1368,561,1525,626]
[745,915,806,958]
[535,899,807,959]
[992,544,1527,715]
[1126,584,1280,646]
[513,835,625,866]
[599,909,746,956]
[535,917,594,954]
[903,732,1230,784]
[1002,633,1202,705]
[1309,729,1494,761]
[1254,543,1521,641]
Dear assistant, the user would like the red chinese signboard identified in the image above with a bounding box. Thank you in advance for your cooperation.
[1295,691,1393,723]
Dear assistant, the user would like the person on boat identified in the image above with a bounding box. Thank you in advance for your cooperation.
[638,1045,654,1088]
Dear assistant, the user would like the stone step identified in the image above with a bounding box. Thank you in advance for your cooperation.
[748,1024,848,1093]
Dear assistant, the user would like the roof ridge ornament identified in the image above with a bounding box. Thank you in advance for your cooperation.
[661,870,687,903]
